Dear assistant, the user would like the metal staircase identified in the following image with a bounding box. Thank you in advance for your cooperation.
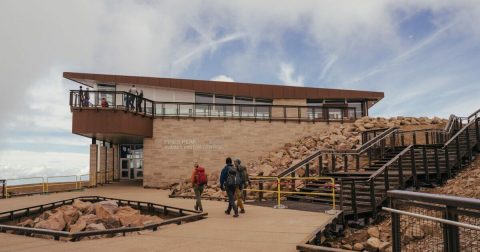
[278,109,480,220]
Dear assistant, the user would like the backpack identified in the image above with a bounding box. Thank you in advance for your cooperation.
[225,165,241,188]
[195,167,208,186]
[238,165,248,185]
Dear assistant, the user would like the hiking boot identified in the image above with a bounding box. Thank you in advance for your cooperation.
[233,214,239,218]
[225,210,230,215]
[240,209,245,214]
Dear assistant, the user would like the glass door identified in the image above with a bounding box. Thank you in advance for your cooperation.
[121,158,130,179]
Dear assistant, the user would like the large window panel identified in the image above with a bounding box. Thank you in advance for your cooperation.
[236,97,253,117]
[255,98,272,118]
[195,93,213,116]
[215,95,233,115]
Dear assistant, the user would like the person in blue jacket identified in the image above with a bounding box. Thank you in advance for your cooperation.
[220,157,239,217]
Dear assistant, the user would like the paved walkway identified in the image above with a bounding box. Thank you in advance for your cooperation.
[0,182,337,252]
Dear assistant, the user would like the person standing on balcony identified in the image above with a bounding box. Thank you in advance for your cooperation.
[220,157,240,217]
[137,89,144,112]
[191,161,207,212]
[128,85,137,111]
[84,87,90,107]
[78,86,84,107]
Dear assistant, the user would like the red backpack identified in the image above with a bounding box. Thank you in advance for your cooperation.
[195,167,208,186]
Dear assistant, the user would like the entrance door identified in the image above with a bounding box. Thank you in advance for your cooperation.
[119,144,143,180]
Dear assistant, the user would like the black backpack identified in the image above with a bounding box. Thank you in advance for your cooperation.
[225,165,241,188]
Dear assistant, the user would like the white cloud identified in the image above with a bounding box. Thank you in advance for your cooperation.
[278,62,304,86]
[0,150,88,179]
[210,75,235,82]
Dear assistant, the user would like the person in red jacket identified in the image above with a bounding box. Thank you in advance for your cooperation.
[191,161,207,212]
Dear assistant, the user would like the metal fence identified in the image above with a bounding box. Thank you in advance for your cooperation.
[384,190,480,252]
[2,174,90,198]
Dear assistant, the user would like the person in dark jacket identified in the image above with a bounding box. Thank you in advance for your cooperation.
[234,159,250,213]
[220,157,239,217]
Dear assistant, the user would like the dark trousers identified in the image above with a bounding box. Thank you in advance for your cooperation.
[226,186,238,215]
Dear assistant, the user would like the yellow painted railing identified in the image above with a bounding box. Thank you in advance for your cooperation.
[4,174,91,198]
[244,176,336,210]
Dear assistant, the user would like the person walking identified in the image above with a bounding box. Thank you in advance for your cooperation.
[234,159,250,213]
[191,161,207,212]
[220,157,240,217]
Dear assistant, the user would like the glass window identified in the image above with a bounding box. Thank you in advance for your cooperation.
[307,100,324,120]
[348,101,363,119]
[195,93,213,116]
[215,95,233,115]
[255,98,272,118]
[235,97,253,116]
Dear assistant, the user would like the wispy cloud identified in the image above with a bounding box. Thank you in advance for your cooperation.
[278,62,304,86]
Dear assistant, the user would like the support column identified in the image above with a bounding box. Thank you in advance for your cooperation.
[89,144,98,187]
[107,145,114,183]
[113,144,119,181]
[99,145,107,184]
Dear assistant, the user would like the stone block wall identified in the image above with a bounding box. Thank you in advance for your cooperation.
[89,144,97,187]
[143,118,337,188]
[107,147,114,182]
[99,146,106,184]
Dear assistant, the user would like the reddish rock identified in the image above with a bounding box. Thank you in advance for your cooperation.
[17,219,34,228]
[35,211,66,231]
[73,199,93,212]
[94,200,118,219]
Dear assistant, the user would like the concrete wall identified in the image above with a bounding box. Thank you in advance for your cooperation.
[143,118,336,188]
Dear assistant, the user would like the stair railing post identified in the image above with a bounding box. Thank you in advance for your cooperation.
[332,154,336,172]
[369,179,377,219]
[339,179,344,211]
[398,155,404,189]
[465,127,472,164]
[305,163,310,178]
[425,131,429,145]
[476,119,480,151]
[351,180,358,221]
[343,155,348,172]
[423,147,430,184]
[445,145,451,179]
[410,148,418,190]
[413,132,417,145]
[291,172,295,192]
[318,155,323,175]
[455,137,461,168]
[444,206,460,252]
[434,147,441,182]
[391,199,402,252]
[355,155,360,171]
[401,134,405,146]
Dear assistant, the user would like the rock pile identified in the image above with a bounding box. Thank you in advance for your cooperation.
[171,116,446,198]
[15,199,163,239]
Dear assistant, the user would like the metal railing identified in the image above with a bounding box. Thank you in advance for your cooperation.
[385,190,480,252]
[69,90,360,123]
[245,176,336,211]
[2,174,90,198]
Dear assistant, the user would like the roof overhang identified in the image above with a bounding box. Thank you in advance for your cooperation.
[64,72,384,102]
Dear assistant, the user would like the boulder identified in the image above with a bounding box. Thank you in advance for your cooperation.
[94,200,119,219]
[115,206,141,227]
[367,226,380,238]
[366,237,382,252]
[259,164,274,176]
[73,199,93,212]
[86,223,106,231]
[35,211,66,231]
[353,242,365,251]
[379,242,391,252]
[69,216,87,233]
[17,218,34,228]
[62,206,80,226]
[100,216,121,229]
[364,123,375,129]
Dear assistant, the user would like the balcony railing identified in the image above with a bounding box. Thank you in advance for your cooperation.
[69,90,360,122]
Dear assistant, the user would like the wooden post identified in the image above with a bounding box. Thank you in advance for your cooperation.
[343,155,348,172]
[413,132,417,145]
[305,163,310,178]
[465,128,472,164]
[351,180,358,221]
[355,155,360,171]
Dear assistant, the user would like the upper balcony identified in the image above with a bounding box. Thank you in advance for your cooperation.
[69,90,362,124]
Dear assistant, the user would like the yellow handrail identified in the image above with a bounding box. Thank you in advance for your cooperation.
[46,175,78,193]
[244,176,337,210]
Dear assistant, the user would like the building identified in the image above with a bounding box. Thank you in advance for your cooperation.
[65,72,384,188]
